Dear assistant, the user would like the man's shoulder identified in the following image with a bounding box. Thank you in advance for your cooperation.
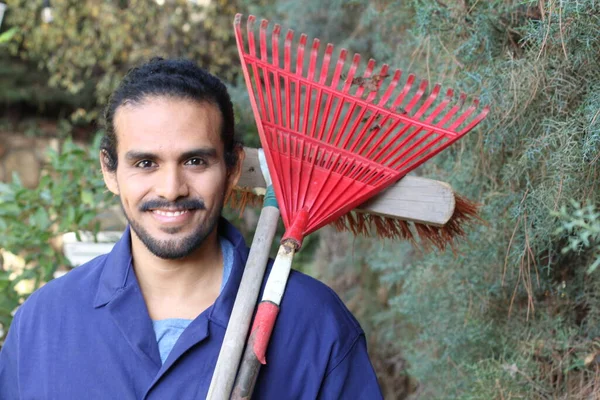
[286,269,361,330]
[275,268,363,350]
[17,254,108,318]
[261,267,368,386]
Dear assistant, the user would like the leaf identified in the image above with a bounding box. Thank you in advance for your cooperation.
[10,172,22,187]
[0,182,14,195]
[0,27,18,44]
[587,255,600,275]
[80,190,94,205]
[33,207,50,229]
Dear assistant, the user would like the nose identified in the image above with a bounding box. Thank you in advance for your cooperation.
[155,164,189,201]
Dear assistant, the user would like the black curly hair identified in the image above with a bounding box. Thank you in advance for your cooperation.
[101,57,240,172]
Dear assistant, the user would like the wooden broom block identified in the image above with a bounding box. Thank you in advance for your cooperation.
[236,147,455,227]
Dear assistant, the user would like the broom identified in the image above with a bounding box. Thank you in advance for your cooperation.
[212,14,489,399]
[232,146,478,244]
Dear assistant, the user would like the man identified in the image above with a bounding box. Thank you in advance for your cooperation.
[0,58,383,399]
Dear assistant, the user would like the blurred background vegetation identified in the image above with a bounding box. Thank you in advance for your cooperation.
[1,0,599,398]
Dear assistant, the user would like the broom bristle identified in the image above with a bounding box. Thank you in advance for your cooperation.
[227,187,482,250]
[333,193,481,250]
[225,188,264,217]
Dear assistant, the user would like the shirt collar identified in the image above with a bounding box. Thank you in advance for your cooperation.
[93,217,249,313]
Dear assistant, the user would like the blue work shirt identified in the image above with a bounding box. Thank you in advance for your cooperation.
[0,219,383,399]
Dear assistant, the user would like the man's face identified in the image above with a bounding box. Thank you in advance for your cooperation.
[101,96,240,259]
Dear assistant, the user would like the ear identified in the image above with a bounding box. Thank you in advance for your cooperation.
[100,150,120,196]
[226,147,245,191]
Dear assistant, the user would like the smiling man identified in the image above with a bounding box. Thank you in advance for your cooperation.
[0,58,383,399]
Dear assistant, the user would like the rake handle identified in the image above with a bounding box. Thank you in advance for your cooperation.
[230,301,279,399]
[207,205,280,400]
[231,243,296,399]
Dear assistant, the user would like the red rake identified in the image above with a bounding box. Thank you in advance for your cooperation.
[221,14,488,399]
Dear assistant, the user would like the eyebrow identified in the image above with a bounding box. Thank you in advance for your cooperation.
[124,148,218,163]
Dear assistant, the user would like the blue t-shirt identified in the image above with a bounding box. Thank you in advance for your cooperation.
[152,236,234,364]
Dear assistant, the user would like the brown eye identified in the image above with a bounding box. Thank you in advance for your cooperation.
[185,158,207,166]
[135,160,156,168]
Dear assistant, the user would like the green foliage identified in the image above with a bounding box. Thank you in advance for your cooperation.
[273,0,600,398]
[2,0,247,123]
[554,201,600,274]
[0,132,116,343]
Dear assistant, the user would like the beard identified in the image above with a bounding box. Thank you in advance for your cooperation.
[121,194,225,260]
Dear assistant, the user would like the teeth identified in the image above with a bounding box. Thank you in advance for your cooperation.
[153,210,188,217]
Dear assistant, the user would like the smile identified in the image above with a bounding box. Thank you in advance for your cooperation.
[152,210,190,217]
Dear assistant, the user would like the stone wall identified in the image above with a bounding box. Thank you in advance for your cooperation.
[0,132,60,187]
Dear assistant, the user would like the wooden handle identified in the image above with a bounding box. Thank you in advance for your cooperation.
[237,147,455,226]
[207,206,280,400]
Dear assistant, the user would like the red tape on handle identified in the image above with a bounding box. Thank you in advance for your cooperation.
[250,301,280,364]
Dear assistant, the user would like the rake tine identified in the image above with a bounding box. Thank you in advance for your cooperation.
[259,20,276,125]
[414,84,441,119]
[342,53,361,93]
[309,42,331,139]
[291,137,302,212]
[396,102,489,173]
[365,64,388,103]
[325,51,356,144]
[446,97,479,132]
[386,101,480,174]
[272,24,283,126]
[353,58,375,98]
[330,48,347,89]
[246,15,256,57]
[356,71,416,155]
[294,34,307,132]
[297,142,316,213]
[271,24,281,67]
[338,59,377,149]
[348,67,405,154]
[318,48,347,142]
[378,69,401,108]
[327,54,364,148]
[390,73,416,110]
[363,114,413,162]
[310,169,358,223]
[460,105,490,135]
[369,88,456,165]
[247,18,269,123]
[431,93,466,131]
[335,101,361,148]
[319,44,333,84]
[388,96,480,170]
[259,20,268,61]
[301,38,319,134]
[404,79,429,114]
[283,29,293,130]
[330,53,362,145]
[358,83,442,159]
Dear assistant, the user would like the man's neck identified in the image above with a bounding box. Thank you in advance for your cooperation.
[129,229,224,321]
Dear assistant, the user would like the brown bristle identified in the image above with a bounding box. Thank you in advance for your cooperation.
[331,192,482,251]
[225,188,264,216]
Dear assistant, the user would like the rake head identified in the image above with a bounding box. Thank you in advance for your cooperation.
[234,14,489,249]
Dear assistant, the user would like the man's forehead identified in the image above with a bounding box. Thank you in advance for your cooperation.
[113,97,224,152]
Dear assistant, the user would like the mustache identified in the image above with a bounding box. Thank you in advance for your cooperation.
[139,198,206,212]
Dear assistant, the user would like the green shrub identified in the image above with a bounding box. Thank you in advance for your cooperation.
[0,133,115,344]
